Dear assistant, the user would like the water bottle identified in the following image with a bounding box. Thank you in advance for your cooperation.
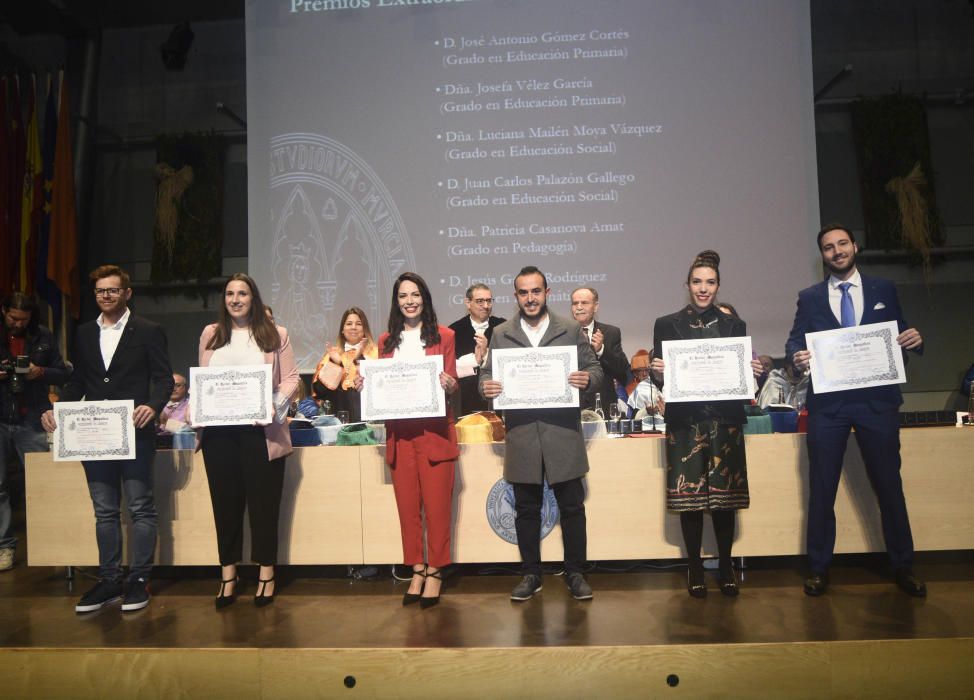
[594,393,604,419]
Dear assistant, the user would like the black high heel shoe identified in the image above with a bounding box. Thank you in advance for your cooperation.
[718,569,739,597]
[215,576,239,610]
[255,577,276,608]
[420,568,443,609]
[402,566,426,606]
[687,567,707,599]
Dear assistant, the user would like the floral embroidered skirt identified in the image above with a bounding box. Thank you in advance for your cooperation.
[665,419,750,511]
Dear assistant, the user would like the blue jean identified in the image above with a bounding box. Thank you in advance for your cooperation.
[82,435,158,582]
[0,422,50,551]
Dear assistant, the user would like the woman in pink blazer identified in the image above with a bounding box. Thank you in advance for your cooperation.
[360,272,459,608]
[197,273,299,608]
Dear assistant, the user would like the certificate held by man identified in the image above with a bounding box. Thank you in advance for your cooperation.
[189,364,273,426]
[806,320,907,394]
[360,355,445,421]
[490,346,579,410]
[53,400,136,461]
[661,337,754,403]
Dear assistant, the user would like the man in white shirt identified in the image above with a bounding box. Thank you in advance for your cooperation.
[42,265,173,613]
[481,266,602,602]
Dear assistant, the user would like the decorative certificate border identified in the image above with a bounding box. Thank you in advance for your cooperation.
[492,346,578,410]
[55,401,134,461]
[662,337,753,403]
[807,321,905,393]
[361,356,445,420]
[191,365,272,426]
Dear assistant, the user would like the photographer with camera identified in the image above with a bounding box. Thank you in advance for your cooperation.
[0,293,70,571]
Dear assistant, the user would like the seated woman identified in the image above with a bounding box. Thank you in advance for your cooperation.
[312,307,377,422]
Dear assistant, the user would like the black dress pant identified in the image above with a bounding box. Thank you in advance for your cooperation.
[513,475,587,575]
[201,425,286,566]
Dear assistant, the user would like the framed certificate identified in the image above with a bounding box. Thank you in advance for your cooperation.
[806,320,906,394]
[661,336,754,403]
[189,364,274,427]
[53,400,136,462]
[360,355,445,421]
[491,346,579,410]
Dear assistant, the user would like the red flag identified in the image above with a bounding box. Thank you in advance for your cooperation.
[20,75,43,293]
[48,75,80,318]
[36,74,59,314]
[5,78,26,296]
[0,77,12,295]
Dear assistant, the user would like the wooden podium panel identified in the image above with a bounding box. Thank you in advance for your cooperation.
[26,447,363,566]
[25,428,974,567]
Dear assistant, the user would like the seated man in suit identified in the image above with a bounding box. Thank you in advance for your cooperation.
[448,284,505,415]
[570,287,628,416]
[42,265,174,613]
[787,225,925,598]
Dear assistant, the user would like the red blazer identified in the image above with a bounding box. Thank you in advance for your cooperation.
[377,325,459,466]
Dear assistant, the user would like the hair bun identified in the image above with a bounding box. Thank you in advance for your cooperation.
[694,250,720,269]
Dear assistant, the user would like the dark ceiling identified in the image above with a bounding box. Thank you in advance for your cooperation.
[1,0,244,35]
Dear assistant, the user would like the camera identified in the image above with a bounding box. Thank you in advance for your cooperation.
[1,355,29,394]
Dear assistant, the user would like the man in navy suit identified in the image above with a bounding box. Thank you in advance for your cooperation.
[786,225,925,597]
[42,265,173,613]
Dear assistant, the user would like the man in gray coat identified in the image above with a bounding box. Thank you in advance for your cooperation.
[480,266,602,601]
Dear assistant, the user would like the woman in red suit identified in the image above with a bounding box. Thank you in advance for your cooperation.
[359,272,459,608]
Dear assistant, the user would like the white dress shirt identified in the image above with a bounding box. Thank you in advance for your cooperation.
[827,269,864,326]
[98,307,131,370]
[581,321,604,358]
[457,316,489,378]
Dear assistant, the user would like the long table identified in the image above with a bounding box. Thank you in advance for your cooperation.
[25,428,974,566]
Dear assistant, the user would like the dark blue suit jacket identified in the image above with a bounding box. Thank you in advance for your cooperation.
[785,273,921,413]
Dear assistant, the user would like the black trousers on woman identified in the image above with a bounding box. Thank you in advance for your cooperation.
[201,425,286,566]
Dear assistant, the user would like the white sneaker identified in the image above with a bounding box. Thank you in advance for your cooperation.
[0,548,14,571]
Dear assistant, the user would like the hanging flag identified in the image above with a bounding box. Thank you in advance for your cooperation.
[6,77,26,297]
[36,74,59,317]
[0,77,12,295]
[20,75,42,293]
[48,74,80,319]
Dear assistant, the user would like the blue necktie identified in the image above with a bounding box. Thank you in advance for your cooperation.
[838,282,855,328]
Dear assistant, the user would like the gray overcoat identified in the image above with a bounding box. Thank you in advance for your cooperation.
[480,311,602,485]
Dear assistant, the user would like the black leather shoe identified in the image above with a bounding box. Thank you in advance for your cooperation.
[565,572,593,601]
[510,575,542,601]
[894,568,927,598]
[803,573,828,597]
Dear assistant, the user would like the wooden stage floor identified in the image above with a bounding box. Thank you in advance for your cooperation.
[1,554,973,650]
[2,549,974,699]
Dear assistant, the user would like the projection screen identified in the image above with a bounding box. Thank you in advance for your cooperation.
[247,0,819,370]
